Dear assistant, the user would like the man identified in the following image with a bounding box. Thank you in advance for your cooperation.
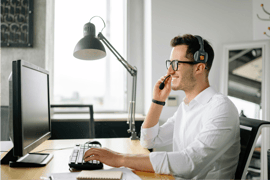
[84,34,240,179]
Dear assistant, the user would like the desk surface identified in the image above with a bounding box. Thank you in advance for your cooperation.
[1,138,174,180]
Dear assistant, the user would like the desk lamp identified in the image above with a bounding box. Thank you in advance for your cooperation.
[73,16,138,140]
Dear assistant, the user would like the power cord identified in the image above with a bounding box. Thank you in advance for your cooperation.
[3,142,95,153]
[32,147,73,153]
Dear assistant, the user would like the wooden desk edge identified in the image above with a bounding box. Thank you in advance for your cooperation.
[1,138,175,180]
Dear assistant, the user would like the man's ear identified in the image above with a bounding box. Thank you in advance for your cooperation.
[195,63,206,74]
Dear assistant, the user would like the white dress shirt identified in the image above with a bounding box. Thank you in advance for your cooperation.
[140,87,240,179]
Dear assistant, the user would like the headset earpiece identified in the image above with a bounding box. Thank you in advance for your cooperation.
[194,36,208,64]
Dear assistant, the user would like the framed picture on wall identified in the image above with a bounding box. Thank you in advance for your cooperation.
[1,0,34,47]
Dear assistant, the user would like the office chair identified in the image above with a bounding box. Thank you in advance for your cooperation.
[0,106,9,141]
[50,104,95,139]
[235,117,270,179]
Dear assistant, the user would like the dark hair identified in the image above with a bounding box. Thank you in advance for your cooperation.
[170,34,214,75]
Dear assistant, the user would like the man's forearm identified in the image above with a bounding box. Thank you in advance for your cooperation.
[142,102,163,128]
[121,154,155,172]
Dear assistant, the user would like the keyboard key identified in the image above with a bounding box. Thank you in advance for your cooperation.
[71,157,76,163]
[77,158,83,164]
[69,143,103,170]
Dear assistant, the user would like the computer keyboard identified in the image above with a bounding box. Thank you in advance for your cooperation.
[68,141,103,170]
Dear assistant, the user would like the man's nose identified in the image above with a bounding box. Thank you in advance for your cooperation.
[167,64,175,75]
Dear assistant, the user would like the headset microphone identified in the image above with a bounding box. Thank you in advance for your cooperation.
[159,75,171,90]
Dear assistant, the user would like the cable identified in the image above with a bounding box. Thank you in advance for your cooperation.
[29,141,97,153]
[32,147,73,153]
[89,16,106,33]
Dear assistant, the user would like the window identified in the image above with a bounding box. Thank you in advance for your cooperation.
[54,0,126,112]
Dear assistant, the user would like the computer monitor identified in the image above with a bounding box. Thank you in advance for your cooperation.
[1,60,53,167]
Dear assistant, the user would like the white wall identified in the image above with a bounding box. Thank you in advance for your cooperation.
[143,0,253,151]
[253,0,270,40]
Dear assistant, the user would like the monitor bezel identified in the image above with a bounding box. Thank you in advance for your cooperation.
[12,60,52,157]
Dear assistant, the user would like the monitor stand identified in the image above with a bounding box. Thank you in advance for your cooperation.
[0,148,53,167]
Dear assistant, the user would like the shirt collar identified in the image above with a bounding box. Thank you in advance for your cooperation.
[182,87,217,107]
[193,86,217,105]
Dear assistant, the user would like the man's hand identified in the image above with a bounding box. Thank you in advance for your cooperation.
[84,147,124,167]
[153,75,172,101]
[142,75,172,129]
[84,147,154,172]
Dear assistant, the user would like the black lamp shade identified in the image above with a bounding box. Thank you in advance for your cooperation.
[73,35,106,60]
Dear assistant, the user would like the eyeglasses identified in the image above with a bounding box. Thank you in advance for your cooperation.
[166,60,198,71]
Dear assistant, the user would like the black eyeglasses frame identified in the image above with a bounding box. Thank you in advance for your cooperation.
[166,60,200,71]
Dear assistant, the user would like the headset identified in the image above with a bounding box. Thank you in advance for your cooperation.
[194,36,208,64]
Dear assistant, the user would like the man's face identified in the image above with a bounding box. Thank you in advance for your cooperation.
[167,45,196,91]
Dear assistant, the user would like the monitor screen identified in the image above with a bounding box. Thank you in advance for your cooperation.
[21,64,50,149]
[1,60,53,167]
[10,60,52,158]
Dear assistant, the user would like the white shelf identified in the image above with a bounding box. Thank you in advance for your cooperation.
[51,113,145,122]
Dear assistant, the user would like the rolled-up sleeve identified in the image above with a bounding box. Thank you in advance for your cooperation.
[140,122,160,148]
[140,112,176,149]
[149,152,171,174]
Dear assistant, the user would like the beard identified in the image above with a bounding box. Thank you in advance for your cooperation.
[172,69,196,91]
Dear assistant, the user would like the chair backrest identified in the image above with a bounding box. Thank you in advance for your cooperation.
[0,106,9,141]
[235,117,270,179]
[50,104,94,139]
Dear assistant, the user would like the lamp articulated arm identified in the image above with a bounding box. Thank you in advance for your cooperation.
[98,32,139,140]
[98,33,137,76]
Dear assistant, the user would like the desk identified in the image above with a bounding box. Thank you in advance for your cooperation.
[1,138,174,180]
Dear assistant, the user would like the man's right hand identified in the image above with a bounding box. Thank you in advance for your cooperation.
[143,75,172,129]
[153,75,172,102]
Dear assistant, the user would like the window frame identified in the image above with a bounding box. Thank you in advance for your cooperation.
[51,0,128,113]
